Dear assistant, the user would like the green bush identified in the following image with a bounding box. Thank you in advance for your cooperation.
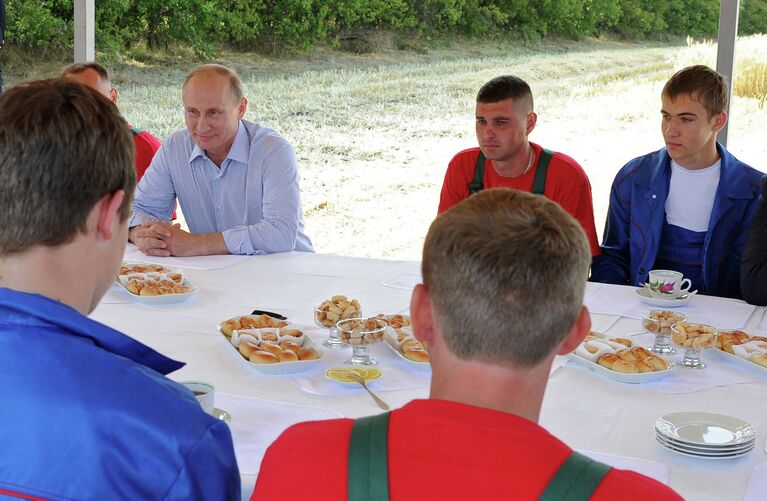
[5,0,72,50]
[5,0,765,56]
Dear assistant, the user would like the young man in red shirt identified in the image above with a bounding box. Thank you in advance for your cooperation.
[439,75,600,255]
[61,62,161,183]
[253,189,681,500]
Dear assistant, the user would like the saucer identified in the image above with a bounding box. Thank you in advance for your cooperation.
[636,287,695,307]
[212,407,231,424]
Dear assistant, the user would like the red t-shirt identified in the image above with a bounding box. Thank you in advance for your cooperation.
[253,399,681,500]
[439,144,601,256]
[130,127,176,219]
[131,127,161,182]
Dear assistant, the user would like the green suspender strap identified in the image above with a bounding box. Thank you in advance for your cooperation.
[129,127,143,136]
[348,412,391,501]
[468,151,487,195]
[532,148,553,195]
[538,452,613,501]
[469,148,554,196]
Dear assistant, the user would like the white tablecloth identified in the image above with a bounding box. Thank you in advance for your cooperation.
[91,252,767,500]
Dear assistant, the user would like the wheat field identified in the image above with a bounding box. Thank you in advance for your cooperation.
[8,37,767,259]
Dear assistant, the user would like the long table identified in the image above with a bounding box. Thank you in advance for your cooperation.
[91,251,767,500]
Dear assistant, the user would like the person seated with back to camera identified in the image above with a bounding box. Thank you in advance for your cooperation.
[252,188,682,500]
[128,63,314,257]
[590,65,765,299]
[0,78,240,499]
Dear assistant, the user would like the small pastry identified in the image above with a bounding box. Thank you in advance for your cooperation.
[250,350,279,364]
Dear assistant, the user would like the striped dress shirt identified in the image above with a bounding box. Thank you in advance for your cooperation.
[129,120,314,255]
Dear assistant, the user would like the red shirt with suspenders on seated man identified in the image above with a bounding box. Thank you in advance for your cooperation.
[253,189,681,501]
[438,75,600,256]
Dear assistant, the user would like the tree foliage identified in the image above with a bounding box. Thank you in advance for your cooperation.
[4,0,767,56]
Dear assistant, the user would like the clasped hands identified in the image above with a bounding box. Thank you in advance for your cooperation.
[129,221,197,257]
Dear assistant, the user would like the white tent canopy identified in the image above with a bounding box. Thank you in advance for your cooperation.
[73,0,742,144]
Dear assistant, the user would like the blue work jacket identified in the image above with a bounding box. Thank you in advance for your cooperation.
[591,144,764,299]
[0,288,240,500]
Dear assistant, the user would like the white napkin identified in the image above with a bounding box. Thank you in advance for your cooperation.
[578,450,670,484]
[214,393,343,476]
[585,283,756,330]
[744,463,767,501]
[289,334,431,396]
[564,332,767,393]
[123,244,251,270]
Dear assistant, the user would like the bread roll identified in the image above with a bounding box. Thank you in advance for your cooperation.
[632,347,652,360]
[259,342,283,356]
[250,350,279,364]
[298,347,320,360]
[597,353,619,370]
[645,355,668,371]
[611,359,639,373]
[635,360,654,373]
[220,319,239,337]
[279,340,301,354]
[278,350,299,362]
[401,340,426,352]
[750,352,767,368]
[611,338,632,348]
[403,347,430,363]
[239,341,259,359]
[617,350,638,363]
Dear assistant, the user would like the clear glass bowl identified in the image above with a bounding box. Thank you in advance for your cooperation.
[642,310,687,354]
[336,317,388,365]
[671,321,718,368]
[315,300,361,348]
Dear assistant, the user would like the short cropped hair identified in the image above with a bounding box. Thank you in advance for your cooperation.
[476,75,534,112]
[183,64,244,105]
[422,188,591,368]
[61,61,111,84]
[0,79,135,255]
[662,65,728,119]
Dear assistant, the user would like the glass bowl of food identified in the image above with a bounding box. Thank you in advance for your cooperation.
[671,321,718,368]
[336,317,388,365]
[642,310,687,354]
[315,295,361,348]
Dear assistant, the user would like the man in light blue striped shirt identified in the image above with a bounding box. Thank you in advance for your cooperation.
[128,64,314,256]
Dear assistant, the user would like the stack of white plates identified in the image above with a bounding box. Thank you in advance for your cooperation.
[655,411,756,459]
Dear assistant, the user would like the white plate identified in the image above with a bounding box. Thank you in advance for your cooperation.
[712,347,767,374]
[656,436,754,460]
[237,336,324,375]
[568,353,674,383]
[656,433,754,453]
[636,287,695,307]
[655,412,756,447]
[383,339,431,370]
[115,279,198,304]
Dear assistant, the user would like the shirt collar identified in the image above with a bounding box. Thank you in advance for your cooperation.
[188,121,250,166]
[0,288,185,375]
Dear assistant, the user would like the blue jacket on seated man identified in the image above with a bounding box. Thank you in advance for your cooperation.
[591,144,763,299]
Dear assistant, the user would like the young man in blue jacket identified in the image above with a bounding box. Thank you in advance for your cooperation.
[591,65,764,299]
[0,79,240,499]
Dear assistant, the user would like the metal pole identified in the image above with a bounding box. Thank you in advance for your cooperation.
[716,0,741,147]
[74,0,95,62]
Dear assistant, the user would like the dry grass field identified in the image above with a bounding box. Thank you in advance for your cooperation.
[7,37,767,260]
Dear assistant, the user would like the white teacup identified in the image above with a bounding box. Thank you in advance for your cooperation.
[180,381,215,414]
[647,269,691,297]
